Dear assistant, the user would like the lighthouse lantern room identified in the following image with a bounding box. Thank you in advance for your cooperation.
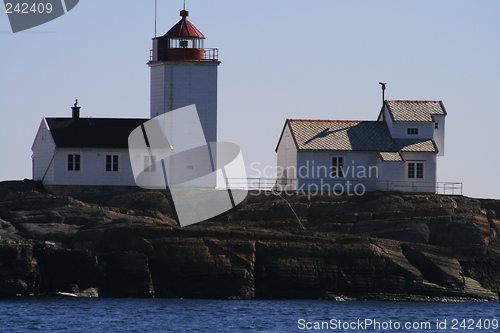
[148,9,220,145]
[151,9,211,62]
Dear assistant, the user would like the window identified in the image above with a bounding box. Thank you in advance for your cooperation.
[144,156,156,172]
[407,162,424,179]
[67,154,81,171]
[106,155,119,172]
[331,156,344,178]
[434,122,439,129]
[407,127,419,135]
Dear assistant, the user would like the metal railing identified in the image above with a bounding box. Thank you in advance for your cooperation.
[225,178,462,196]
[149,48,218,62]
[202,48,218,61]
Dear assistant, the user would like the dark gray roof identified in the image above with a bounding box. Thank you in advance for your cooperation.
[46,118,148,149]
[385,100,447,122]
[284,119,438,154]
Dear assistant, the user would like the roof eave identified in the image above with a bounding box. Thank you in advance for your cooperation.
[439,100,448,116]
[275,120,288,153]
[275,119,301,153]
[384,100,396,122]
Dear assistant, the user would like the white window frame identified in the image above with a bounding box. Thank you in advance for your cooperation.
[67,154,81,172]
[406,126,420,137]
[144,155,157,172]
[331,156,345,178]
[106,154,119,172]
[407,161,425,180]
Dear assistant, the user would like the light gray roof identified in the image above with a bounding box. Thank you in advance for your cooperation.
[288,120,397,151]
[385,100,446,122]
[395,139,437,153]
[282,119,438,155]
[378,152,404,162]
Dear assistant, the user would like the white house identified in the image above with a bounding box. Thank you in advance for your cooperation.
[275,100,447,193]
[31,107,148,189]
[31,9,220,192]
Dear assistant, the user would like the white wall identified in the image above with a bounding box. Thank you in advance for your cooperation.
[31,119,56,181]
[276,124,298,185]
[390,122,434,139]
[44,149,137,186]
[379,104,445,157]
[433,114,445,156]
[295,151,380,192]
[399,152,437,193]
[149,61,219,144]
[130,105,217,189]
[289,150,438,193]
[375,159,406,191]
[379,105,393,135]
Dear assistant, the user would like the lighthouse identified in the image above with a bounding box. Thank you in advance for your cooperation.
[148,9,220,144]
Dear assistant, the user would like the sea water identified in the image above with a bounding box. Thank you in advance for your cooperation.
[0,298,498,332]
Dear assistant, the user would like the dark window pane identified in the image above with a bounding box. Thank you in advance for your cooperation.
[68,155,73,171]
[106,155,119,172]
[416,163,424,178]
[331,157,337,177]
[338,157,344,177]
[74,155,80,171]
[331,157,345,178]
[408,163,415,178]
[106,155,112,171]
[407,128,419,135]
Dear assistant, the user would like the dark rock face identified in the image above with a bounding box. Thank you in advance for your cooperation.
[0,244,38,297]
[35,246,105,295]
[98,251,154,298]
[1,181,500,301]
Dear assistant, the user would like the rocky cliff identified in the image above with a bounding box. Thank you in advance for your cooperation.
[1,180,500,301]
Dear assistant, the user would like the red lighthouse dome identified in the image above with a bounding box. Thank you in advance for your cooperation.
[151,9,217,62]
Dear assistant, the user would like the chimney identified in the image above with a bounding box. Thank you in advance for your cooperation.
[71,99,80,118]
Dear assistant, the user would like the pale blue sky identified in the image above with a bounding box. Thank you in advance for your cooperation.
[1,0,499,199]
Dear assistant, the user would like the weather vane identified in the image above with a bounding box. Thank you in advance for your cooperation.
[379,82,386,103]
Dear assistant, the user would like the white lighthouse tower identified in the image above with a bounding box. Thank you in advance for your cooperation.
[148,9,220,144]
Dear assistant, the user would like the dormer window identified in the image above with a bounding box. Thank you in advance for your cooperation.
[407,127,419,136]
